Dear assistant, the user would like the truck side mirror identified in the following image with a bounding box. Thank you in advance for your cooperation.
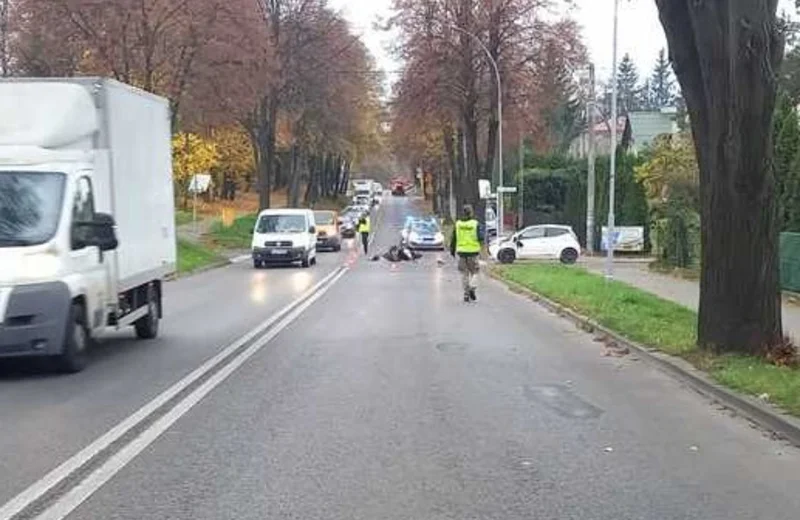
[80,213,118,251]
[309,226,316,234]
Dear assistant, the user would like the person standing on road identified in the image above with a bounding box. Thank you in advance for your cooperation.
[450,204,485,302]
[358,215,371,255]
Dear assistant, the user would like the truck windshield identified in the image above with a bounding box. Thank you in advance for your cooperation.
[257,214,307,234]
[0,172,65,247]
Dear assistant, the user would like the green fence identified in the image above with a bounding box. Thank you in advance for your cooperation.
[781,233,800,292]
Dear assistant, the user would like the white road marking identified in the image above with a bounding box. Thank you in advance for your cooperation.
[35,268,348,520]
[0,266,347,520]
[230,254,251,264]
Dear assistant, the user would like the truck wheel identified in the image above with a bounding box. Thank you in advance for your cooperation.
[253,259,263,269]
[135,285,160,339]
[301,253,310,268]
[54,303,89,373]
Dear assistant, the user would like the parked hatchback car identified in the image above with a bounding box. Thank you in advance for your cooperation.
[490,225,580,265]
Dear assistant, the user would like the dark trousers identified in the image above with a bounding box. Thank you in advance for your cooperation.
[360,232,369,254]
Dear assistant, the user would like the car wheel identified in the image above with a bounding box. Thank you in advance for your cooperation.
[301,253,310,268]
[498,248,516,265]
[253,259,263,269]
[135,284,160,340]
[54,303,90,373]
[560,248,579,265]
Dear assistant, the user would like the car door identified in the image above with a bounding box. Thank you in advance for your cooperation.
[67,175,111,332]
[543,227,571,258]
[516,226,546,258]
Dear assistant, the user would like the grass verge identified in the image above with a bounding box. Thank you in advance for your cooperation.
[208,214,257,249]
[177,239,227,274]
[494,263,800,416]
[175,210,194,226]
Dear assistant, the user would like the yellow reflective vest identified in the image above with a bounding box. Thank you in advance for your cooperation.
[455,219,480,254]
[358,216,371,233]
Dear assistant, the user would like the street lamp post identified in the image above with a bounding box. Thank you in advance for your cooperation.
[605,0,620,279]
[449,25,504,239]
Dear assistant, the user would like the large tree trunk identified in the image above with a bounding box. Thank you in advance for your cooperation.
[288,144,301,207]
[656,0,784,354]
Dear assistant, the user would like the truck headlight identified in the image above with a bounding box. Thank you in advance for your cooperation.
[434,232,444,242]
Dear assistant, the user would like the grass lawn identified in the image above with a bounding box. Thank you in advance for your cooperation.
[177,239,226,274]
[494,263,800,416]
[208,214,257,249]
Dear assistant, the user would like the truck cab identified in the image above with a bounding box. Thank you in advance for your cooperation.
[0,79,175,372]
[0,162,119,370]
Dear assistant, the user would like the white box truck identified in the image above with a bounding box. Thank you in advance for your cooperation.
[0,78,176,372]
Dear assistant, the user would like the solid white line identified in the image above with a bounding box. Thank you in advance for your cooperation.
[35,268,348,520]
[0,266,345,520]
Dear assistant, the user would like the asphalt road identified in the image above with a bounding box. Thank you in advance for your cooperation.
[2,196,800,520]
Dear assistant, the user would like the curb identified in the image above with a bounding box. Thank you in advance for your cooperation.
[487,268,800,448]
[166,259,232,282]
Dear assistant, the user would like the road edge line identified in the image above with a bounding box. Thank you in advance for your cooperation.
[35,268,348,520]
[486,269,800,448]
[0,266,346,520]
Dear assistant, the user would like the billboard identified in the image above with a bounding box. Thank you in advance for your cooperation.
[601,226,645,252]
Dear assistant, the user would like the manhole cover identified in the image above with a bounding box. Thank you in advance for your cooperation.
[436,342,468,352]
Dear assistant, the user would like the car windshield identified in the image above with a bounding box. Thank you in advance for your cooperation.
[256,214,307,234]
[314,212,335,225]
[0,171,65,247]
[411,221,439,234]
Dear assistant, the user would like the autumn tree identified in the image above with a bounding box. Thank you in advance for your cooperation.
[390,0,585,216]
[656,0,785,354]
[1,0,9,76]
[10,0,225,128]
[172,132,220,208]
[636,133,700,267]
[191,0,382,209]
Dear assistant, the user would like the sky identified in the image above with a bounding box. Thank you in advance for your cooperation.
[330,0,798,87]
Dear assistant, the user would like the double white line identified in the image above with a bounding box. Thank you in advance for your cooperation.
[0,266,348,520]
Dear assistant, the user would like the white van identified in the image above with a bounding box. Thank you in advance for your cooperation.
[251,209,317,268]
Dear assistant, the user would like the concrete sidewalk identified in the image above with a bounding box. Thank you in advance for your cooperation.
[580,256,800,340]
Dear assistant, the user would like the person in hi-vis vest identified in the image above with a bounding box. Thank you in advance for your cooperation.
[357,215,371,255]
[449,204,485,302]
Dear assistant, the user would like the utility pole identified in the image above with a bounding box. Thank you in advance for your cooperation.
[518,133,524,230]
[605,0,620,279]
[586,63,597,254]
[0,0,9,77]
